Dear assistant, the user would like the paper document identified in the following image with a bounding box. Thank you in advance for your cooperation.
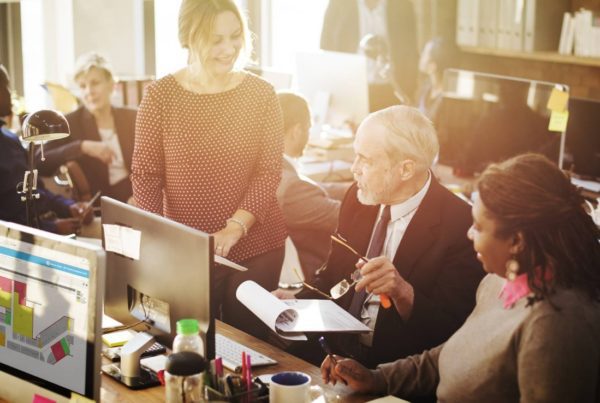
[236,281,371,341]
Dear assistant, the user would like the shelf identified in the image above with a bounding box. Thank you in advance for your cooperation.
[461,46,600,67]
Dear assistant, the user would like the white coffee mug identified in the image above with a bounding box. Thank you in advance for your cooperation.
[269,371,311,403]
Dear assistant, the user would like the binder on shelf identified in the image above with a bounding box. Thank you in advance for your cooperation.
[523,0,569,52]
[456,0,479,47]
[477,0,498,48]
[558,12,574,54]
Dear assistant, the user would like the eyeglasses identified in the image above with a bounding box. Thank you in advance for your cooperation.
[329,233,392,309]
[328,233,369,299]
[291,234,391,307]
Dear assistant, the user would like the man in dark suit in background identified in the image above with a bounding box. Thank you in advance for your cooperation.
[292,106,483,378]
[276,92,342,283]
[320,0,418,109]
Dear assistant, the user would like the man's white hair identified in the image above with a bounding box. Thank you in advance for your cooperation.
[369,105,439,172]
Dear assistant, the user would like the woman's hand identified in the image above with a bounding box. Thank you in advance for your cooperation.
[81,140,114,164]
[212,220,245,257]
[321,355,377,394]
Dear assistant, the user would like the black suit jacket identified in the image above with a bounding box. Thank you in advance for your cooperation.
[314,178,483,368]
[320,0,419,100]
[37,106,137,202]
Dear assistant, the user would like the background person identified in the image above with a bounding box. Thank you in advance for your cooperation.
[322,153,600,403]
[131,0,287,340]
[320,0,418,109]
[276,91,341,283]
[0,64,92,234]
[36,52,137,203]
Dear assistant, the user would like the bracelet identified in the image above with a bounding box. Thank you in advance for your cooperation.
[226,218,248,237]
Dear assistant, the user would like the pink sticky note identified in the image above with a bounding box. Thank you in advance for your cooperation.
[33,394,56,403]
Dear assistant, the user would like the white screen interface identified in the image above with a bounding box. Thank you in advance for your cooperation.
[0,234,92,395]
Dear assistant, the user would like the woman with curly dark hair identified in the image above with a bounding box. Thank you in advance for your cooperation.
[321,153,600,402]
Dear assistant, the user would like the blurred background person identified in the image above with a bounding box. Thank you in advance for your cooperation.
[417,37,457,123]
[132,0,287,340]
[276,91,341,284]
[37,52,137,203]
[0,64,92,235]
[322,153,600,402]
[320,0,418,110]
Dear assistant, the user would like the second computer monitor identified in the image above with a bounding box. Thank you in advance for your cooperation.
[295,50,370,129]
[101,197,214,358]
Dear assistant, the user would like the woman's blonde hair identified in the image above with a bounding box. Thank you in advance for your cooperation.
[178,0,251,68]
[73,52,114,83]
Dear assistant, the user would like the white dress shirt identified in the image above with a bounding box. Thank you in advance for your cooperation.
[359,172,432,346]
[98,128,128,186]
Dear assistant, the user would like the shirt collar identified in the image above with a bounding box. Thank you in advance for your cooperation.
[388,171,431,222]
[499,273,531,309]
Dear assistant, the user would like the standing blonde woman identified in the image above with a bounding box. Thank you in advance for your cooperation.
[132,0,286,339]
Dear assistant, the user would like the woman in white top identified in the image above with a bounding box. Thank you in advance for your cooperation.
[37,52,137,203]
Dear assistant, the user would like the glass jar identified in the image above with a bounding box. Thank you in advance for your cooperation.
[165,351,207,403]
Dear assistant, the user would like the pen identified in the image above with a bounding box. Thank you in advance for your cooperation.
[79,190,101,223]
[318,336,337,366]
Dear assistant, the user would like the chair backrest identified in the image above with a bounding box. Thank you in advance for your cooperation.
[42,82,79,114]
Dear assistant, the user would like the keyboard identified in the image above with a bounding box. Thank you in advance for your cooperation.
[215,334,277,372]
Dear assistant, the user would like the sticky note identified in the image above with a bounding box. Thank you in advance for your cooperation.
[548,110,569,132]
[70,392,95,403]
[102,224,141,260]
[546,87,569,112]
[32,394,56,403]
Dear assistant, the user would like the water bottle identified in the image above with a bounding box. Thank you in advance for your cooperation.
[173,318,204,357]
[165,351,206,403]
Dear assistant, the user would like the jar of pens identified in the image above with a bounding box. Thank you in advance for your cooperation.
[203,353,268,402]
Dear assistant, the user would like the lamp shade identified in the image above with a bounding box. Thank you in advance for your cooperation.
[21,109,70,142]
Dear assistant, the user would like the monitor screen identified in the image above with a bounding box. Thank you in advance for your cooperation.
[563,97,600,181]
[0,220,104,402]
[295,50,369,129]
[101,197,214,359]
[436,69,566,175]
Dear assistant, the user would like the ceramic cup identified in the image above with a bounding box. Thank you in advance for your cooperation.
[269,371,311,403]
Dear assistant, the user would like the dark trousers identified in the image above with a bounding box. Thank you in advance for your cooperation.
[213,247,285,341]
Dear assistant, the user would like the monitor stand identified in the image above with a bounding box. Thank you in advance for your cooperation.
[101,332,161,389]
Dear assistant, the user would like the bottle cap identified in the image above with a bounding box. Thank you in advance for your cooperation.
[176,318,199,335]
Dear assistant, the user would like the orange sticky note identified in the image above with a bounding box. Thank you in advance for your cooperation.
[547,87,569,112]
[548,110,569,132]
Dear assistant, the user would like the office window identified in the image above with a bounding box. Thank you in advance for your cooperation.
[264,0,327,72]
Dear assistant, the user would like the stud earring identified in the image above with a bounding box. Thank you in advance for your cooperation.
[505,258,519,281]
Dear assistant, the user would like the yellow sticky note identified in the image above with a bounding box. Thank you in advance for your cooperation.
[70,392,95,403]
[548,110,569,132]
[546,87,569,112]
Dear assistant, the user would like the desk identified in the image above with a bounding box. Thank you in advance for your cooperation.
[100,321,373,402]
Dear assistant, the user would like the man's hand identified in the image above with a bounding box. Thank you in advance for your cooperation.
[355,256,415,320]
[320,355,377,393]
[81,140,114,164]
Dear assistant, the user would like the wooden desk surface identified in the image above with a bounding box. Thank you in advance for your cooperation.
[100,321,372,402]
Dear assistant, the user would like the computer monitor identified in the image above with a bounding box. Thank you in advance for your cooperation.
[295,50,370,129]
[436,69,567,175]
[100,197,214,359]
[563,97,600,181]
[0,220,105,402]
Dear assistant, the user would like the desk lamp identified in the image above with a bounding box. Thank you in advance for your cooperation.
[18,109,70,228]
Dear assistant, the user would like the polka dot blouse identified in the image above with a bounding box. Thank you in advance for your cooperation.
[131,72,287,263]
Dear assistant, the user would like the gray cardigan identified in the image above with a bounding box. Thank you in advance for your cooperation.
[373,274,600,402]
